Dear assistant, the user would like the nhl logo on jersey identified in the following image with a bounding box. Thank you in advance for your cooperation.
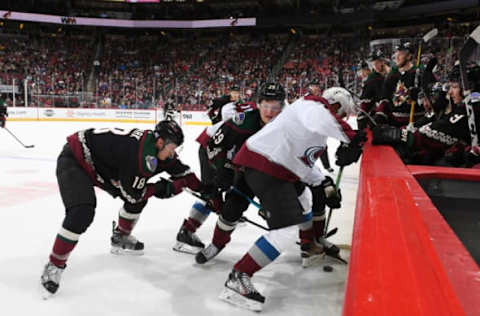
[145,155,158,172]
[298,146,326,168]
[233,112,245,125]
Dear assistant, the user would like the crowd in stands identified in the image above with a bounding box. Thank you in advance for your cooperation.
[0,33,92,107]
[0,26,475,110]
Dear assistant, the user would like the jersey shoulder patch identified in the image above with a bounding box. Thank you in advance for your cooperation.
[140,132,158,175]
[232,112,246,125]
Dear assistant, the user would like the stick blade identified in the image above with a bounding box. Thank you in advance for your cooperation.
[470,25,480,44]
[423,28,438,42]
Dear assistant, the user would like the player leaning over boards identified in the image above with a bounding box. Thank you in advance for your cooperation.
[40,120,212,298]
[218,87,366,312]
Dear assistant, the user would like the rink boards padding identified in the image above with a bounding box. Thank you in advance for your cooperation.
[5,107,212,125]
[343,138,480,316]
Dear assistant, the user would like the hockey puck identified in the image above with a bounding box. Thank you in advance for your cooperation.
[323,265,334,272]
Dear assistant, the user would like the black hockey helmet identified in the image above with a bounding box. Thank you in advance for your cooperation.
[368,49,384,61]
[309,79,321,86]
[447,64,461,83]
[394,42,414,54]
[358,60,369,70]
[420,82,448,113]
[229,83,241,91]
[259,82,285,102]
[154,120,184,146]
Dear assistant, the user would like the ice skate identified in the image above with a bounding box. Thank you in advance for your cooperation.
[195,243,222,264]
[172,220,205,255]
[219,269,265,312]
[40,262,65,299]
[316,237,347,264]
[111,225,144,256]
[301,241,325,268]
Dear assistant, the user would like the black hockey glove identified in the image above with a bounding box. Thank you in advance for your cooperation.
[335,130,366,167]
[152,178,177,199]
[321,176,342,209]
[214,167,235,191]
[372,125,402,145]
[465,148,480,168]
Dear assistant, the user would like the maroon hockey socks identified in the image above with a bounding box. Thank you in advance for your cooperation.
[49,228,80,267]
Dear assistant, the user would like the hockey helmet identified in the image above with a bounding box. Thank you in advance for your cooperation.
[394,42,414,54]
[447,63,461,83]
[420,82,448,113]
[154,120,184,146]
[322,87,356,116]
[368,50,384,61]
[358,60,369,70]
[230,83,241,91]
[259,82,286,102]
[447,63,480,91]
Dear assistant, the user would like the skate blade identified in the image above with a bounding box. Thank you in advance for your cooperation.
[110,246,144,256]
[326,253,348,265]
[219,287,263,312]
[301,253,325,268]
[40,283,56,300]
[172,241,203,255]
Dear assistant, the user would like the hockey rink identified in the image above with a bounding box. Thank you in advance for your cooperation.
[0,120,360,316]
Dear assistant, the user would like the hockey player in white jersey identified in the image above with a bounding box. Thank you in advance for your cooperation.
[218,87,366,312]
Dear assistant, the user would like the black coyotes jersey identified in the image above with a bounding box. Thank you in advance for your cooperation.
[67,127,190,203]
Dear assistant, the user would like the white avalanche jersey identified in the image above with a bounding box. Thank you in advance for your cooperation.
[237,97,352,185]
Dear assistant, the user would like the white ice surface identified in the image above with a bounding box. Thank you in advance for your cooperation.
[0,120,359,316]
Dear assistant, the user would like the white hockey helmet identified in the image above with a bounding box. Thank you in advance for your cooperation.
[322,87,356,116]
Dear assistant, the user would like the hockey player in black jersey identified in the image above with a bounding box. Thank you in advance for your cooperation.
[40,120,209,298]
[372,65,480,166]
[357,51,386,130]
[207,83,241,124]
[173,101,257,255]
[374,42,425,127]
[0,94,7,128]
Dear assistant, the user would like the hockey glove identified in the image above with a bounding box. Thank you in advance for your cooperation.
[372,125,402,145]
[171,173,202,192]
[465,146,480,168]
[321,176,342,209]
[151,178,178,199]
[0,115,5,128]
[204,190,224,213]
[335,130,366,167]
[444,143,467,167]
[214,167,235,191]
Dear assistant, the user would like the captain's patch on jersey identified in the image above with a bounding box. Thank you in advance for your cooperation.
[233,112,246,125]
[145,155,158,172]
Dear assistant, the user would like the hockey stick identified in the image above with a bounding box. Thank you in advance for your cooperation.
[3,127,35,148]
[340,86,378,127]
[184,187,270,231]
[459,25,480,150]
[324,166,344,236]
[408,28,438,128]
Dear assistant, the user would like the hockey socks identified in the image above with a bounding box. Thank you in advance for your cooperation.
[49,227,79,267]
[185,202,212,233]
[117,207,141,235]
